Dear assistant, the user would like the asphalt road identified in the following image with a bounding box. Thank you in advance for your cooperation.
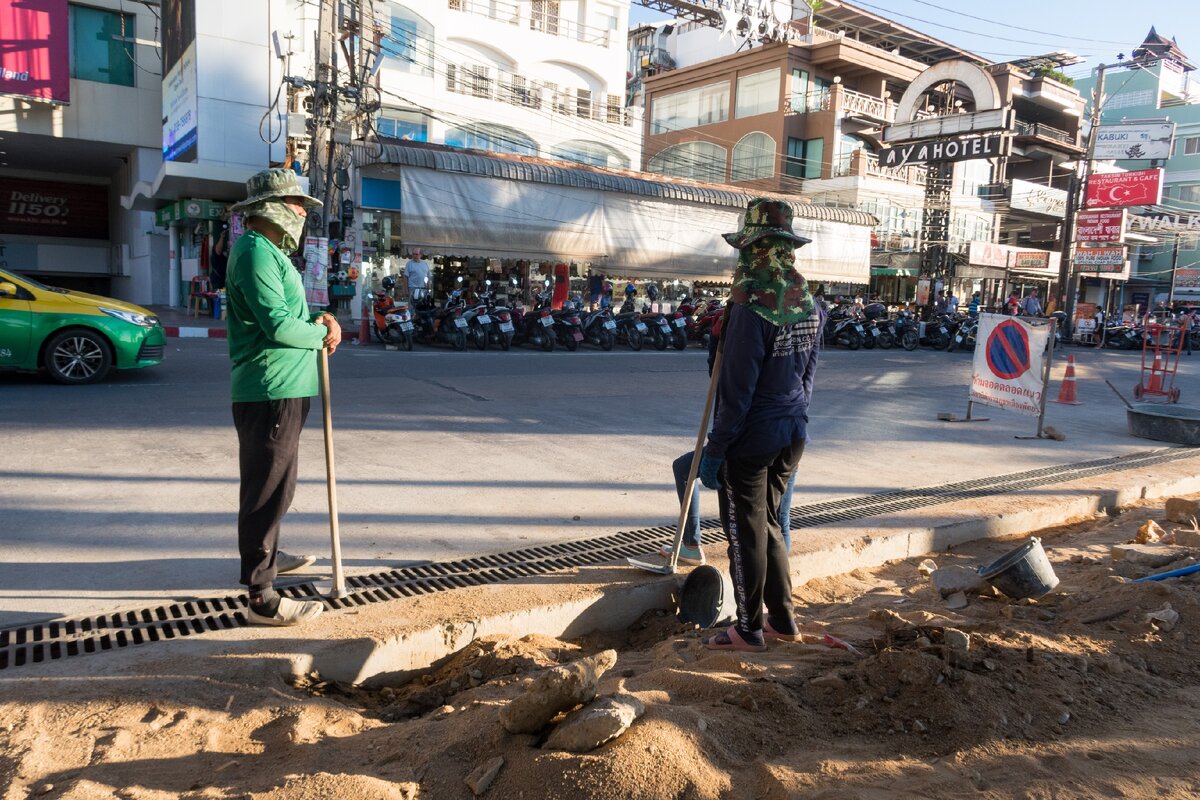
[1,336,1194,626]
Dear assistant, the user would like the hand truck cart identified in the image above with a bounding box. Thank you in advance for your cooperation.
[1134,314,1184,403]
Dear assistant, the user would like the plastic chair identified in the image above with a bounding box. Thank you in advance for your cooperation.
[189,276,216,318]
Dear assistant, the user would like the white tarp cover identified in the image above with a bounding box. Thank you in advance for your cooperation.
[396,169,871,283]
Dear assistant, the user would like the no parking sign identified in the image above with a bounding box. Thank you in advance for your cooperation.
[970,314,1052,416]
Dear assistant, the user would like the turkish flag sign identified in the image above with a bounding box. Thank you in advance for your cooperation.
[1086,169,1163,209]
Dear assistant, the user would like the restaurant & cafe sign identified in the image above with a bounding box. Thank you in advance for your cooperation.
[1073,246,1127,272]
[1085,168,1164,209]
[1074,209,1126,243]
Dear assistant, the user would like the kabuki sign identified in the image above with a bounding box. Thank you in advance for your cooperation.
[970,314,1051,416]
[877,134,1011,168]
[1074,209,1126,243]
[1085,169,1164,209]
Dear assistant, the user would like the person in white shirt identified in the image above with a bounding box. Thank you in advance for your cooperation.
[404,249,430,300]
[1021,289,1043,317]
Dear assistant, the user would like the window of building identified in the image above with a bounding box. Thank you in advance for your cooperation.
[735,68,780,118]
[650,81,730,133]
[646,141,728,183]
[382,3,433,76]
[445,124,538,157]
[1184,137,1200,156]
[1178,184,1200,203]
[531,0,561,35]
[789,68,809,111]
[784,137,823,179]
[550,139,630,169]
[376,110,428,142]
[69,4,135,87]
[731,132,776,181]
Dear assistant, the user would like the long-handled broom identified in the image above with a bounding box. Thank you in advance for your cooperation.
[312,347,350,599]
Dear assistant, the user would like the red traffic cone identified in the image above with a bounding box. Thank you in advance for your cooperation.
[1148,352,1164,393]
[1053,354,1082,405]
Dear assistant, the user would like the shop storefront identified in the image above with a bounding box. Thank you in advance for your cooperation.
[155,198,227,309]
[351,142,876,318]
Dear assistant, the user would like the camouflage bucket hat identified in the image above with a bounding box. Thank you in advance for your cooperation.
[722,198,812,250]
[230,168,321,212]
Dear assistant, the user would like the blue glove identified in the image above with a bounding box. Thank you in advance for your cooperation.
[698,453,724,490]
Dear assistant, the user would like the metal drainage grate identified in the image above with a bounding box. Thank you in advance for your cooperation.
[1,447,1193,672]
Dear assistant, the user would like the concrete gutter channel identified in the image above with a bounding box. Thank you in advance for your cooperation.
[5,451,1200,690]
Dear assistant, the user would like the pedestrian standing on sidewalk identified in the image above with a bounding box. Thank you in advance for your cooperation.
[225,168,341,627]
[968,291,981,318]
[698,198,824,652]
[1022,288,1043,317]
[405,249,430,301]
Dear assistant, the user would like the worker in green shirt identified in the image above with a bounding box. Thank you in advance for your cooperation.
[225,168,341,626]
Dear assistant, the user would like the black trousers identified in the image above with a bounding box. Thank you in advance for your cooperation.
[718,440,805,636]
[232,398,310,591]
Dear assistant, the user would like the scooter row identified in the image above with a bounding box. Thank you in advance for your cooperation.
[822,304,981,353]
[369,279,697,353]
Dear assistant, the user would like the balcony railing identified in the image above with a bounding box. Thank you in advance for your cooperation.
[446,64,628,125]
[1014,119,1077,145]
[808,25,925,68]
[832,150,927,186]
[785,87,894,122]
[448,0,611,47]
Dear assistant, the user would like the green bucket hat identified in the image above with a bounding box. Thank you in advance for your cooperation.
[230,167,321,212]
[722,198,812,250]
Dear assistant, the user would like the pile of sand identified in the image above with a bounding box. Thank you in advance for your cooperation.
[3,502,1199,799]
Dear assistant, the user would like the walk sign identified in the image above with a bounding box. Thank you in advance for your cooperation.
[971,314,1052,416]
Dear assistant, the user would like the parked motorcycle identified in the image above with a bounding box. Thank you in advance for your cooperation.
[370,280,415,350]
[511,285,557,352]
[893,310,920,351]
[614,298,647,351]
[552,296,586,351]
[579,305,617,351]
[412,289,468,351]
[946,315,977,352]
[639,304,676,351]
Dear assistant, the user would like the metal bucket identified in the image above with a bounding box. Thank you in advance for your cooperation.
[1126,403,1200,446]
[677,565,736,629]
[978,537,1060,600]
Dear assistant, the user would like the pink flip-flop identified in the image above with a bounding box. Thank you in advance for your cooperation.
[763,618,803,643]
[703,626,768,653]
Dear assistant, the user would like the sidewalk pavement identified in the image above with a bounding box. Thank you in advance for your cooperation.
[149,305,361,341]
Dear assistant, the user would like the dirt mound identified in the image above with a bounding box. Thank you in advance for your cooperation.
[4,502,1200,799]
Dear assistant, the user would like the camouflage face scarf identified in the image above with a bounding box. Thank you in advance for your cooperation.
[241,199,306,254]
[729,237,816,326]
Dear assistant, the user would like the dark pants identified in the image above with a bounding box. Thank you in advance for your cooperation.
[718,440,805,637]
[232,398,310,591]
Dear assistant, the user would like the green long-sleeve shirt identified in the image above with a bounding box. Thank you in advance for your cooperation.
[225,230,326,402]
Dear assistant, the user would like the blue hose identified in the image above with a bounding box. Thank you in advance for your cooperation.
[1133,563,1200,582]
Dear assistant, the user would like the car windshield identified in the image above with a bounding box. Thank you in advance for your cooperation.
[0,268,67,293]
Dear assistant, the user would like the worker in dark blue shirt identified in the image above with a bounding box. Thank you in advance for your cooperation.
[698,198,824,653]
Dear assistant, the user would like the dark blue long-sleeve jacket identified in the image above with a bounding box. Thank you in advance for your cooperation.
[705,302,824,460]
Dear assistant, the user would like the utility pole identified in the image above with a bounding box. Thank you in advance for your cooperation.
[1167,232,1181,307]
[310,0,337,236]
[1059,62,1107,327]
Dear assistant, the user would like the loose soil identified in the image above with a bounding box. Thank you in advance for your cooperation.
[3,501,1200,799]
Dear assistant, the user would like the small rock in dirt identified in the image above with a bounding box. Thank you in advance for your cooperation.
[35,785,53,796]
[944,591,969,610]
[982,659,997,671]
[1145,603,1181,632]
[943,629,970,653]
[1135,520,1166,544]
[501,650,618,734]
[810,672,848,690]
[697,718,708,732]
[917,558,938,577]
[912,719,928,733]
[1058,711,1071,725]
[1165,497,1200,524]
[543,694,645,753]
[469,669,483,680]
[1172,528,1200,548]
[1110,543,1190,568]
[868,608,914,630]
[465,756,505,796]
[915,636,932,648]
[931,566,987,598]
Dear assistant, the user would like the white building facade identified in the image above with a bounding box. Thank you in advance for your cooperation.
[378,0,638,170]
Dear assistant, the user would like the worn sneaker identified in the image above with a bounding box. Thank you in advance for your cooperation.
[276,551,317,573]
[245,596,324,627]
[660,542,706,565]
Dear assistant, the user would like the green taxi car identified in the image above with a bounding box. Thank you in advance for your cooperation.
[0,267,165,384]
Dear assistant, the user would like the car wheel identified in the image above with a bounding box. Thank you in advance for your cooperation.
[45,328,112,385]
